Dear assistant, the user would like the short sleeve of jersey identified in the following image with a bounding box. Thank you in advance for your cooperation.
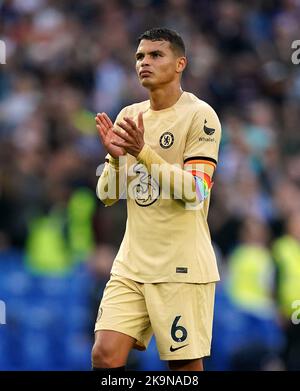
[105,107,127,162]
[183,103,221,167]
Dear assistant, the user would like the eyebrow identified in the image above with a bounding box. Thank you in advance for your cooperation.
[135,50,165,59]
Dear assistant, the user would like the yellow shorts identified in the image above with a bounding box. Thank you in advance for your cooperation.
[94,274,216,361]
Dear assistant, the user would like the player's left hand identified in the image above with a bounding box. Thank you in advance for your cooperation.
[112,112,145,157]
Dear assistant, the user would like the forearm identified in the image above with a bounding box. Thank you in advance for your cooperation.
[96,156,127,206]
[137,145,200,205]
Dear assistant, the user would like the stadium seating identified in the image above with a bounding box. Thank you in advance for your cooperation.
[0,250,96,370]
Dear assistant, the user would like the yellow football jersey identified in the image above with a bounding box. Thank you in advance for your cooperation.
[97,91,221,283]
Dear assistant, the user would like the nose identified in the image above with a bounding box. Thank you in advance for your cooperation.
[140,55,150,67]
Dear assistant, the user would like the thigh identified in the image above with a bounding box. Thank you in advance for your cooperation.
[93,329,136,363]
[95,274,153,350]
[145,282,216,361]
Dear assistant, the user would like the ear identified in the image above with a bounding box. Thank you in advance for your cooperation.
[176,56,187,73]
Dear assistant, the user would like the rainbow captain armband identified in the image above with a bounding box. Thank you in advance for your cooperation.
[193,172,213,202]
[183,157,216,202]
[185,169,213,202]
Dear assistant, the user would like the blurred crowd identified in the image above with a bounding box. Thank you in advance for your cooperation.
[1,0,300,370]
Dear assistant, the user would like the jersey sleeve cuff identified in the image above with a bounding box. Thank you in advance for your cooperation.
[137,144,166,172]
[137,144,151,164]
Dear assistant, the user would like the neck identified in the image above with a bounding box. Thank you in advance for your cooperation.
[149,84,183,111]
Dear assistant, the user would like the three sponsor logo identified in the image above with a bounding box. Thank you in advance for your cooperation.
[133,164,160,207]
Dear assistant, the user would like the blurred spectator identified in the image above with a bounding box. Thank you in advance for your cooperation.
[272,212,300,370]
[25,187,97,274]
[226,217,276,316]
[222,217,284,370]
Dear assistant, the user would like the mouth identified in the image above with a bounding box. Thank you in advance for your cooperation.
[139,70,152,77]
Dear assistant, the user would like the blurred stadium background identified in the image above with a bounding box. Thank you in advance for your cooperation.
[1,0,300,371]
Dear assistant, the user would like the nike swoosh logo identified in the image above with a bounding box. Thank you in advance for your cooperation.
[169,344,189,352]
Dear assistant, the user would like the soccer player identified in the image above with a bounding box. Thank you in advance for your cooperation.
[92,28,221,371]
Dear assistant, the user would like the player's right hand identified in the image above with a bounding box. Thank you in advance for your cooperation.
[95,112,126,158]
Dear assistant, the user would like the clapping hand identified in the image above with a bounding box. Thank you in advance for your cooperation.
[112,112,145,158]
[95,112,126,158]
